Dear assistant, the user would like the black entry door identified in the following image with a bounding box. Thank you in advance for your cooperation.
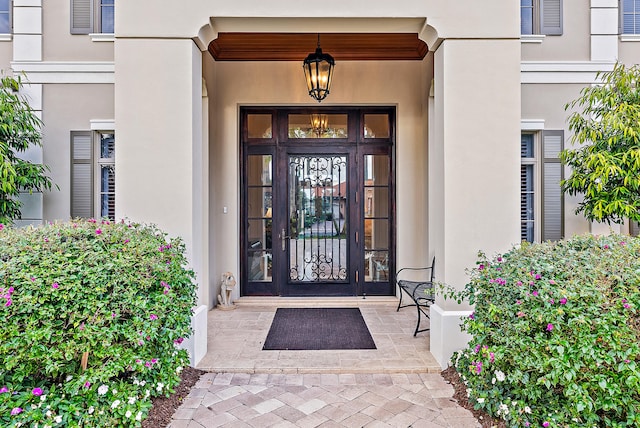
[241,107,395,297]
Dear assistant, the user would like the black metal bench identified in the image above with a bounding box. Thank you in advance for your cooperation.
[396,256,435,336]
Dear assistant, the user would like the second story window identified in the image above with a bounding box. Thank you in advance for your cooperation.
[521,0,563,36]
[622,0,640,34]
[71,0,114,35]
[0,0,10,34]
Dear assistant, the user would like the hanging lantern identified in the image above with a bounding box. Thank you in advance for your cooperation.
[303,35,335,103]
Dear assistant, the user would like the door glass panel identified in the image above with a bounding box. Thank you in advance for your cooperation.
[363,114,390,139]
[247,155,272,282]
[364,154,390,283]
[288,155,348,282]
[288,114,348,139]
[248,114,273,138]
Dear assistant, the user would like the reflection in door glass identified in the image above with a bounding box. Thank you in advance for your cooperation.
[288,155,348,282]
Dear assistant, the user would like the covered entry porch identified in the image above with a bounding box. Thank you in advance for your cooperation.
[114,2,521,368]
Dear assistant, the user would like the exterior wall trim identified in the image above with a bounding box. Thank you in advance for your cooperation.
[521,60,616,83]
[90,119,115,130]
[521,119,545,130]
[10,61,115,83]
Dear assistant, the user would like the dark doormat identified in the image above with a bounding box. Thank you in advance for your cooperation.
[262,308,377,350]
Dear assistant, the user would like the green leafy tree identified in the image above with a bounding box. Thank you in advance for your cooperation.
[0,73,55,225]
[560,63,640,224]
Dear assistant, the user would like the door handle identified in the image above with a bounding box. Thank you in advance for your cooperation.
[280,228,290,252]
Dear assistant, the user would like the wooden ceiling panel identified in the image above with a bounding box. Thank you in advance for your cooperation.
[209,33,428,61]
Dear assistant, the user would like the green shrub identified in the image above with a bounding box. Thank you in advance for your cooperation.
[447,234,640,427]
[0,219,197,427]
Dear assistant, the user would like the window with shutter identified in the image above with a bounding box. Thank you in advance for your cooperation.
[521,0,563,35]
[0,0,10,34]
[621,0,640,34]
[71,131,94,218]
[542,130,563,241]
[98,132,115,220]
[71,0,115,34]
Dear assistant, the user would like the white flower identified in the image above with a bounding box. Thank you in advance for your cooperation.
[466,388,471,397]
[491,377,496,384]
[133,379,140,386]
[65,375,73,382]
[156,382,164,392]
[139,380,146,387]
[112,389,118,395]
[111,400,120,409]
[498,403,509,417]
[495,370,506,382]
[176,366,183,374]
[88,406,95,414]
[40,395,47,401]
[54,415,62,424]
[125,410,132,418]
[46,410,52,417]
[97,384,109,395]
[477,398,485,404]
[524,406,532,414]
[128,397,136,405]
[44,425,52,428]
[135,412,142,421]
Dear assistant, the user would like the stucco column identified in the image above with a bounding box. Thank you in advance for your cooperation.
[428,38,521,368]
[114,38,208,366]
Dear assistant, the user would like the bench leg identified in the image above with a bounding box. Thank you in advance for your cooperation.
[413,304,431,336]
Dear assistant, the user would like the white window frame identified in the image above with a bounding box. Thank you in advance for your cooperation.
[71,0,114,36]
[521,0,563,36]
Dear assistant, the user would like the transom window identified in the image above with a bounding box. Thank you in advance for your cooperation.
[521,0,563,36]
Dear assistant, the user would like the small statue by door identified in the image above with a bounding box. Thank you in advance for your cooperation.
[218,272,237,310]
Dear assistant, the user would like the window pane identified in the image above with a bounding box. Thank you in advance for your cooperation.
[248,219,272,250]
[100,133,115,158]
[247,188,272,218]
[364,219,389,250]
[100,165,115,220]
[521,164,534,242]
[288,114,347,139]
[365,250,389,281]
[521,6,533,34]
[364,155,389,185]
[0,13,10,34]
[521,134,534,158]
[0,0,9,10]
[101,4,114,33]
[248,250,272,281]
[247,155,272,186]
[623,0,634,13]
[364,114,390,139]
[364,187,389,218]
[247,114,272,138]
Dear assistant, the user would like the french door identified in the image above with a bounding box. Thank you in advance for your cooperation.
[241,107,395,297]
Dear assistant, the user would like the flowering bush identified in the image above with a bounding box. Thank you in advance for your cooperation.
[448,234,639,427]
[0,219,197,427]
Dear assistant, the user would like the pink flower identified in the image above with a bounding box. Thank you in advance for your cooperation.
[112,312,116,318]
[151,358,158,364]
[174,337,184,345]
[0,386,8,394]
[489,352,495,363]
[52,282,59,289]
[79,322,85,331]
[95,228,102,235]
[0,224,3,230]
[497,257,503,262]
[532,291,539,297]
[478,264,485,270]
[516,300,522,305]
[620,241,626,246]
[625,359,631,363]
[32,387,43,396]
[10,407,22,416]
[475,361,483,374]
[516,281,523,286]
[624,303,630,309]
[88,218,97,223]
[546,323,554,332]
[150,314,158,320]
[5,299,11,307]
[549,299,555,304]
[30,277,36,282]
[549,280,556,285]
[84,381,91,388]
[604,244,609,249]
[559,298,567,305]
[535,274,541,280]
[124,239,130,244]
[542,422,550,427]
[469,312,475,320]
[517,311,526,317]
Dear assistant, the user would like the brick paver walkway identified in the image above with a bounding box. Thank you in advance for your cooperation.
[167,372,480,427]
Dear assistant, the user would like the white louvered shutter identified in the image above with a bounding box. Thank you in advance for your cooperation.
[542,130,563,241]
[540,0,563,35]
[71,131,94,218]
[71,0,93,34]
